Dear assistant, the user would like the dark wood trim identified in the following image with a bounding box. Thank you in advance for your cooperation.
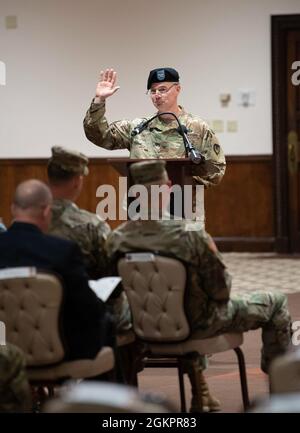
[0,158,114,166]
[224,155,271,162]
[274,236,289,253]
[215,237,275,252]
[272,14,300,253]
[0,159,48,166]
[0,155,272,164]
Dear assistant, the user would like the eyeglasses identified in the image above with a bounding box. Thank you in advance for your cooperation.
[147,83,178,96]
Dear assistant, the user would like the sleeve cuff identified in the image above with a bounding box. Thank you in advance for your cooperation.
[90,99,105,113]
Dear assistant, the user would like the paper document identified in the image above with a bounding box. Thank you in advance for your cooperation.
[0,267,36,279]
[88,277,121,302]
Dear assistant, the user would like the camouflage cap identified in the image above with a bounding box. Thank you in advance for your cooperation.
[130,160,169,185]
[49,146,89,176]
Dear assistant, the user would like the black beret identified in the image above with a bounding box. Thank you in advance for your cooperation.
[147,68,180,90]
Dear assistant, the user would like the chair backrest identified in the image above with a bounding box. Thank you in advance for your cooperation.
[0,267,65,366]
[117,253,189,343]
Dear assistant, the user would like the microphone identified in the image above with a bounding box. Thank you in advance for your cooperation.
[189,147,204,164]
[178,125,204,164]
[131,113,159,136]
[131,119,150,136]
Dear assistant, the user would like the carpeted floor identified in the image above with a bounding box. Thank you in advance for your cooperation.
[223,253,300,295]
[138,253,300,413]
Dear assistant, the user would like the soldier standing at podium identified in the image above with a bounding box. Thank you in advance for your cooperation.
[83,67,225,189]
[83,69,227,404]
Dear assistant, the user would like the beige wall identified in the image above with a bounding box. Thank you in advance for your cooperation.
[0,0,299,158]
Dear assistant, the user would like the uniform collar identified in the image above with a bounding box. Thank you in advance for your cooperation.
[152,106,186,129]
[53,198,78,210]
[9,221,42,233]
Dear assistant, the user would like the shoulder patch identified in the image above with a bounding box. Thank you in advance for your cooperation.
[213,143,220,155]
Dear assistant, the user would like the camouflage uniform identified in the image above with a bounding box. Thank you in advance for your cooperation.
[83,102,225,188]
[47,146,129,332]
[106,159,291,411]
[106,161,292,373]
[47,146,111,280]
[0,344,31,412]
[49,198,111,279]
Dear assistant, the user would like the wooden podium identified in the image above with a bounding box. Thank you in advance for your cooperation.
[108,158,196,218]
[108,158,194,186]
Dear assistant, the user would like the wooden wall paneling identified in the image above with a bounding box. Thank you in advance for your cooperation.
[205,156,274,236]
[0,156,274,251]
[0,159,48,226]
[79,161,122,230]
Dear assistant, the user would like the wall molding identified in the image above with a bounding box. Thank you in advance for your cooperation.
[0,154,273,164]
[215,237,275,252]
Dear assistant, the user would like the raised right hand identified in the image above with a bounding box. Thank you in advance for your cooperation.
[95,69,120,102]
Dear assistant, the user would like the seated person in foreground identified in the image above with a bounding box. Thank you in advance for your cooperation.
[0,179,114,362]
[105,160,292,412]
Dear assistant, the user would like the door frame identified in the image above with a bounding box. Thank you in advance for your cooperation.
[272,14,300,253]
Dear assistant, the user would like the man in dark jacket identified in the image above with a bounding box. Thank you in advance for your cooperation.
[0,179,112,361]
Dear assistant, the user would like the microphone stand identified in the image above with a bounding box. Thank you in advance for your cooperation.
[132,111,204,164]
[177,124,204,164]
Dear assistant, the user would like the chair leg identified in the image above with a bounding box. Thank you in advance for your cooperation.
[178,360,187,413]
[47,385,55,398]
[118,342,143,386]
[31,386,40,412]
[234,347,250,411]
[31,385,51,412]
[126,342,142,387]
[107,367,118,383]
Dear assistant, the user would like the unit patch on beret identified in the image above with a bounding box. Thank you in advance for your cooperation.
[156,69,165,81]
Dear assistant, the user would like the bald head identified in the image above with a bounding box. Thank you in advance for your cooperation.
[13,180,52,210]
[12,180,53,231]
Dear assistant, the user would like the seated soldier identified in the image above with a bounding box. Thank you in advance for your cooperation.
[47,146,131,333]
[47,145,110,280]
[105,160,292,413]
